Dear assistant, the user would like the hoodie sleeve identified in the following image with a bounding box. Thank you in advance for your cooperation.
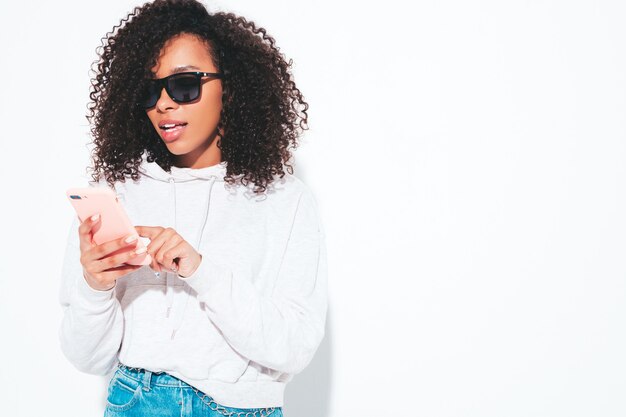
[58,181,123,375]
[181,186,328,376]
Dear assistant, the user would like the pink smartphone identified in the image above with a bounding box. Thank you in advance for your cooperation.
[66,187,152,266]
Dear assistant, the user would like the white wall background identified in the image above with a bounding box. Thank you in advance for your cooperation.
[1,0,625,416]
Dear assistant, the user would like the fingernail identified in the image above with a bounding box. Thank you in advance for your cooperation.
[91,214,100,222]
[134,246,147,254]
[125,234,138,243]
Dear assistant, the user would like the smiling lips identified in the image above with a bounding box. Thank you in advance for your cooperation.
[159,119,188,142]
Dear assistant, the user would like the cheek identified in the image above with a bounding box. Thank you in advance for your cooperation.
[146,111,157,126]
[206,87,222,115]
[195,90,222,127]
[146,110,163,132]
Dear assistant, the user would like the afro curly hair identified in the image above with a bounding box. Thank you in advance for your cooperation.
[86,0,309,194]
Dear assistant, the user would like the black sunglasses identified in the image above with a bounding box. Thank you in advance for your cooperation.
[141,71,224,109]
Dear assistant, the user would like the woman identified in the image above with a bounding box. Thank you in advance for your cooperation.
[58,0,328,415]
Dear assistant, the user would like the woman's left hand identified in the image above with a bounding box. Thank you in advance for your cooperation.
[134,226,202,278]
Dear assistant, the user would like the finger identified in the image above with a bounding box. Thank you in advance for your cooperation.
[164,242,190,272]
[133,231,159,273]
[145,227,176,260]
[154,235,184,271]
[88,233,141,263]
[82,258,143,290]
[134,225,163,239]
[94,241,146,272]
[78,214,100,252]
[149,256,162,274]
[103,263,144,274]
[97,263,144,285]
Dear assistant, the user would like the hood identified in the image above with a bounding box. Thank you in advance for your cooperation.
[138,150,228,183]
[136,150,227,340]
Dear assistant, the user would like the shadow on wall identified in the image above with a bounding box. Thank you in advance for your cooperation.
[283,158,333,417]
[284,311,333,417]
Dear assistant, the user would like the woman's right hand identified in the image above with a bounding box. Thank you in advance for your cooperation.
[78,214,145,291]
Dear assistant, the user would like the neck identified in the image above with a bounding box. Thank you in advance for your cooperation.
[173,131,222,168]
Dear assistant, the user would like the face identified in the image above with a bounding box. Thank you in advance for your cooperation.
[145,33,223,168]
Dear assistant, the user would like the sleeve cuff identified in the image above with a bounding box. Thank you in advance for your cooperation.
[178,254,231,297]
[75,271,116,303]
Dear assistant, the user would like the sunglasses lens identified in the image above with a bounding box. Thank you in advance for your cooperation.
[141,74,202,108]
[169,74,200,103]
[142,82,160,108]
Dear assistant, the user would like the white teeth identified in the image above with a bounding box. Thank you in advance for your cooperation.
[162,123,176,128]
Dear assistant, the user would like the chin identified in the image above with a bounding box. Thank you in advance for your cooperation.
[165,143,185,153]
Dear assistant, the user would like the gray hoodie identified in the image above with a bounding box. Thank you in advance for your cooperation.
[58,151,328,408]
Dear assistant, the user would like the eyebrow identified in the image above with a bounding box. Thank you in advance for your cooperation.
[151,65,201,77]
[171,65,201,73]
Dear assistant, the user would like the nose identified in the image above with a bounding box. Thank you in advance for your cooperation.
[155,86,179,111]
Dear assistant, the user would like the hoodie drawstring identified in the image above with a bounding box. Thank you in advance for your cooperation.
[165,175,217,340]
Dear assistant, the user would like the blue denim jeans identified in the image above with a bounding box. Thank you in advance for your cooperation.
[104,364,284,417]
